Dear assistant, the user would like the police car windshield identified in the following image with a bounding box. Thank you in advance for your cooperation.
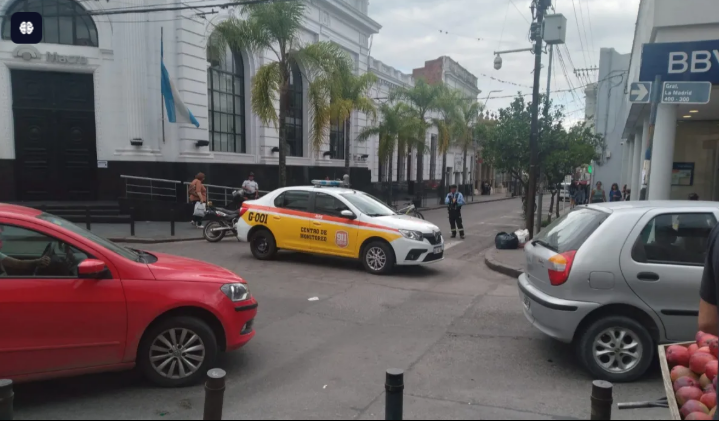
[341,193,395,217]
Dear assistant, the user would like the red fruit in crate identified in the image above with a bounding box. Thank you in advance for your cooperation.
[674,366,700,382]
[678,387,706,406]
[681,400,710,418]
[699,347,712,355]
[676,377,701,392]
[701,393,717,410]
[686,413,713,420]
[700,335,719,349]
[692,353,717,375]
[707,361,719,381]
[668,345,692,367]
[699,331,708,342]
[691,344,701,357]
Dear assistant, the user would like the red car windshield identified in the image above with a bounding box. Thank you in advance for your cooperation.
[37,213,141,261]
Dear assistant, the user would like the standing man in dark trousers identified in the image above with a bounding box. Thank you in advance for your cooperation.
[445,185,466,239]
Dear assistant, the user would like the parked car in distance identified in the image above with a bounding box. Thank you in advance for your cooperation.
[518,201,718,382]
[0,204,257,387]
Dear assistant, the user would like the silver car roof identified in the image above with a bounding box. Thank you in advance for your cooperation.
[583,201,719,213]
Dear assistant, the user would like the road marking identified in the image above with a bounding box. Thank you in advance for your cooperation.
[444,241,461,251]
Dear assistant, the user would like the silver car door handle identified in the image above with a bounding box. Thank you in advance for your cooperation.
[637,272,660,282]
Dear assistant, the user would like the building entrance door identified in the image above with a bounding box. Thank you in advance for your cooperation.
[12,70,97,201]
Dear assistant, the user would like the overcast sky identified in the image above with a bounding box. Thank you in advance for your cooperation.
[367,0,641,123]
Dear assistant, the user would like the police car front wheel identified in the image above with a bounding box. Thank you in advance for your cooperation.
[362,241,395,275]
[250,229,277,260]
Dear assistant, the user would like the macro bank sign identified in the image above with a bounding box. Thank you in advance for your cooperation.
[640,39,719,83]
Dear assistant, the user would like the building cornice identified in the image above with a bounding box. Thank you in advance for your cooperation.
[313,0,382,35]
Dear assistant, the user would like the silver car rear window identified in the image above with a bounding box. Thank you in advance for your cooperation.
[534,208,609,253]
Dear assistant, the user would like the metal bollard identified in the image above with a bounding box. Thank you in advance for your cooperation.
[130,207,135,237]
[385,369,404,421]
[203,368,226,421]
[85,206,91,231]
[0,379,13,421]
[590,380,613,420]
[170,208,175,237]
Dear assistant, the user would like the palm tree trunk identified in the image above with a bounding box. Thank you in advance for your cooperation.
[407,146,412,184]
[416,146,424,203]
[441,152,447,196]
[278,79,289,187]
[344,117,351,175]
[462,147,468,187]
[556,189,561,218]
[387,154,393,205]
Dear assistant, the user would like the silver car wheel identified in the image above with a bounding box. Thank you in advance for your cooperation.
[150,328,205,379]
[366,246,387,271]
[592,328,643,374]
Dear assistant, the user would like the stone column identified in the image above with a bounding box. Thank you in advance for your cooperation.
[648,105,678,200]
[120,0,149,145]
[631,128,643,201]
[626,139,635,195]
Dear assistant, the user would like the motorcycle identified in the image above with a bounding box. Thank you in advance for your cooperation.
[202,204,240,243]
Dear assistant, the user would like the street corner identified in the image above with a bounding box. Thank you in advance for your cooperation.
[484,247,524,279]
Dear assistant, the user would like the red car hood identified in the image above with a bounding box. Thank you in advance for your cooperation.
[147,252,244,284]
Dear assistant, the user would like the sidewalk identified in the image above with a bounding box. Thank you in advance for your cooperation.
[484,203,572,279]
[89,221,204,244]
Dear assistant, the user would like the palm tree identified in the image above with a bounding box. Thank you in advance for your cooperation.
[208,1,353,187]
[389,79,443,202]
[324,72,378,175]
[456,100,484,187]
[357,102,422,205]
[433,87,463,195]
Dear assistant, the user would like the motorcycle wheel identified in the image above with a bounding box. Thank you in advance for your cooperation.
[203,221,226,243]
[413,210,425,220]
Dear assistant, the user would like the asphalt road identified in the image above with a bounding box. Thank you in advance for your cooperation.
[13,197,667,420]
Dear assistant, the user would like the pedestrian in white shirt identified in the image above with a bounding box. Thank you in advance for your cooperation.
[242,172,259,199]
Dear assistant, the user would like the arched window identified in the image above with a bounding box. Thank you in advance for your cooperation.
[1,0,98,47]
[286,64,304,157]
[207,45,246,153]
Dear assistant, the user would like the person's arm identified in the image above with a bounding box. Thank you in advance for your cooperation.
[700,240,719,335]
[1,255,50,271]
[198,184,206,203]
[588,190,594,204]
[445,194,451,205]
[255,183,260,198]
[458,193,466,206]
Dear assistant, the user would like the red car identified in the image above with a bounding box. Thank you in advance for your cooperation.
[0,204,257,387]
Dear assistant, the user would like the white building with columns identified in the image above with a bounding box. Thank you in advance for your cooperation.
[619,0,719,201]
[0,0,478,205]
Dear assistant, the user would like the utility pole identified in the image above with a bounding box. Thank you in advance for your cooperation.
[535,43,553,234]
[526,0,550,239]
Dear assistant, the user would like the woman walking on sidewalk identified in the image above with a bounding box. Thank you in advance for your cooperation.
[589,182,607,204]
[188,173,207,228]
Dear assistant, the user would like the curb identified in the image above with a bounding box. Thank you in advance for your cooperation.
[419,195,518,211]
[109,237,204,244]
[484,248,524,279]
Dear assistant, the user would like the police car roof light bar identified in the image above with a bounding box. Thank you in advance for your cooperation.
[311,180,348,188]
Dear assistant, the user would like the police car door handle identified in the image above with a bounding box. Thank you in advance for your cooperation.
[312,222,322,226]
[272,215,281,220]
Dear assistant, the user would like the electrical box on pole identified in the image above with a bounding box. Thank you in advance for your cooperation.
[543,14,567,45]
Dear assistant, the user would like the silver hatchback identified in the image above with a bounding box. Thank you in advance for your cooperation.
[518,201,719,382]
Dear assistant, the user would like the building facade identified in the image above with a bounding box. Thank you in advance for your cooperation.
[590,48,631,190]
[0,0,480,204]
[615,0,719,201]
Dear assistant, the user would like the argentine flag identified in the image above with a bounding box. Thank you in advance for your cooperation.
[161,38,200,128]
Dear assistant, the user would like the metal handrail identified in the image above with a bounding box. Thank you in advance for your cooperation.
[182,181,270,205]
[120,175,183,184]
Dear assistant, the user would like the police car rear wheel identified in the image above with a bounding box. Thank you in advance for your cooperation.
[362,241,394,275]
[250,229,277,260]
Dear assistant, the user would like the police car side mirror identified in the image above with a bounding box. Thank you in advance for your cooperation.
[340,210,356,219]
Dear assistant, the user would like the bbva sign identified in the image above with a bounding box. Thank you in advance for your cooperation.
[640,40,719,83]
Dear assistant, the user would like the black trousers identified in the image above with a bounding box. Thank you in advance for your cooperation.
[449,208,464,237]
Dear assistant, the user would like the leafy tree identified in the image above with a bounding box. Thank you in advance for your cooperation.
[357,102,422,204]
[389,79,443,202]
[455,100,484,187]
[325,72,378,175]
[208,1,353,186]
[432,87,463,194]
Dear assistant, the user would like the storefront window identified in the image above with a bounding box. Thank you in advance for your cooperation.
[1,0,98,47]
[207,45,246,153]
[286,64,304,157]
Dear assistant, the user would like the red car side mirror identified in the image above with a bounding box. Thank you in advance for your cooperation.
[78,259,107,278]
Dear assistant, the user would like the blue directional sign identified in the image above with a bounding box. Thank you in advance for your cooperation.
[662,81,712,104]
[629,82,652,103]
[640,40,719,83]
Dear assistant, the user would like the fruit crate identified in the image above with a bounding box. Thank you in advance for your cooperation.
[659,342,695,420]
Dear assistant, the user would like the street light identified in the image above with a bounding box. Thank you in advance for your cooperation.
[484,90,503,105]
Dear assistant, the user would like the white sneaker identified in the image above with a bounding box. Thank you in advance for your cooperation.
[197,225,204,229]
[190,221,196,226]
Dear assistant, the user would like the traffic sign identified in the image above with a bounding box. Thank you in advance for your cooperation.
[661,81,712,104]
[640,40,719,84]
[630,82,652,103]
